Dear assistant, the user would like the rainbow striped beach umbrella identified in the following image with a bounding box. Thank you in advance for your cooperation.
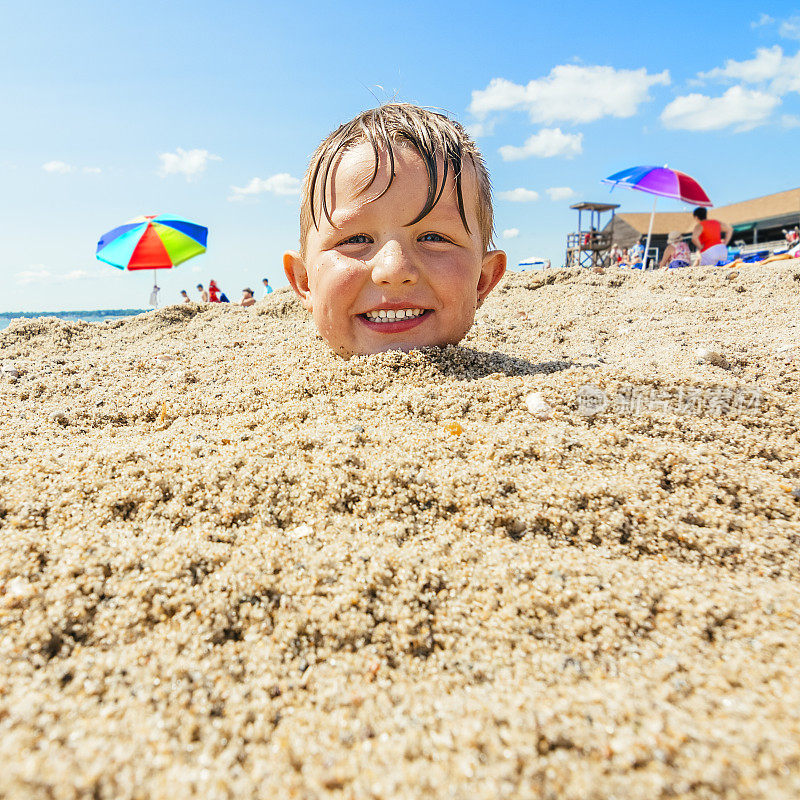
[96,214,208,304]
[602,166,712,269]
[602,165,712,207]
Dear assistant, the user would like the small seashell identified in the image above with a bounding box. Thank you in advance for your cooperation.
[695,347,729,368]
[524,392,553,419]
[290,524,313,539]
[2,363,20,378]
[2,577,35,609]
[6,577,33,598]
[50,410,69,426]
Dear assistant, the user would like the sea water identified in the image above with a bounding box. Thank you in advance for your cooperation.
[0,310,148,332]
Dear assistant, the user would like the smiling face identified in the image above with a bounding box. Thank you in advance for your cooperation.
[283,142,506,358]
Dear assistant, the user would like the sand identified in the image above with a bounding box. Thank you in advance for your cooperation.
[1,262,799,799]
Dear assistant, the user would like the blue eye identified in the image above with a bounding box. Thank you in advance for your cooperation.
[341,234,372,245]
[419,233,449,243]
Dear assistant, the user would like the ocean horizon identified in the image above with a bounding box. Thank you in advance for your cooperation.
[0,308,150,332]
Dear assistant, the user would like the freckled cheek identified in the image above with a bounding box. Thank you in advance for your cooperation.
[309,257,366,329]
[429,260,482,314]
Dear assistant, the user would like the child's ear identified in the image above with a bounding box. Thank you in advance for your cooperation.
[476,249,507,306]
[283,251,314,312]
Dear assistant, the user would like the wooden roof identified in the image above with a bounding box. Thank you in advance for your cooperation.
[616,212,693,236]
[617,187,800,235]
[570,202,619,212]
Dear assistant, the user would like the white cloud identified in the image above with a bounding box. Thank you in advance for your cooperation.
[191,264,202,273]
[781,113,800,128]
[499,128,582,160]
[697,46,800,95]
[15,268,53,285]
[470,66,670,124]
[661,85,780,131]
[42,161,101,175]
[546,186,576,201]
[157,148,221,180]
[42,160,74,174]
[502,228,520,239]
[497,188,540,202]
[15,267,110,285]
[465,120,496,138]
[780,16,800,39]
[228,173,302,201]
[751,13,774,28]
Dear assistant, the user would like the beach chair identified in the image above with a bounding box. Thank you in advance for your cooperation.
[741,250,769,264]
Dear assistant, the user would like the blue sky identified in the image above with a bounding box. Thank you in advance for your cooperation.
[2,0,799,311]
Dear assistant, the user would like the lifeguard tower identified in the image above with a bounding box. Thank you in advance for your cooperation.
[565,202,619,268]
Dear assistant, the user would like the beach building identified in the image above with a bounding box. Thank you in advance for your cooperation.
[605,187,800,254]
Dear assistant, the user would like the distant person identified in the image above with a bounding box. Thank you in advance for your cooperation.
[628,238,645,269]
[692,207,732,266]
[262,277,273,297]
[209,280,230,303]
[197,283,209,303]
[149,284,160,307]
[240,288,256,307]
[658,231,691,269]
[180,289,190,304]
[783,226,799,248]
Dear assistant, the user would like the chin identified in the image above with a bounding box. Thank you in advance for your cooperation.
[375,340,423,354]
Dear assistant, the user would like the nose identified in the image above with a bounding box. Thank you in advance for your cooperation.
[370,239,418,286]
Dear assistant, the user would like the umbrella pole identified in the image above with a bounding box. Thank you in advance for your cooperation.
[644,196,657,271]
[153,269,158,309]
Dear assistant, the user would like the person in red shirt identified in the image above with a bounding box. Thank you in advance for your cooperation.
[691,207,732,266]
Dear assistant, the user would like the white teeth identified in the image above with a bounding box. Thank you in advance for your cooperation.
[364,308,426,323]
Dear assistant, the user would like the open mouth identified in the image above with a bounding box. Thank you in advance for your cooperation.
[362,308,429,323]
[358,308,432,331]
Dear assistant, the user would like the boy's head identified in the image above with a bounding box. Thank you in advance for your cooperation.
[196,283,204,290]
[284,103,506,358]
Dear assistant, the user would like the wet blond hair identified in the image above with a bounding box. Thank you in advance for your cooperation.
[299,103,494,256]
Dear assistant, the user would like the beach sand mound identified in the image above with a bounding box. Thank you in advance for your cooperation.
[1,265,799,799]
